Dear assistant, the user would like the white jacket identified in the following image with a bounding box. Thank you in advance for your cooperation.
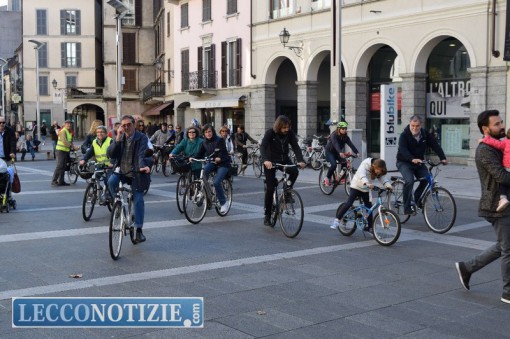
[350,158,392,192]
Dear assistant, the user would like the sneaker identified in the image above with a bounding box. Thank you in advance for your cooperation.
[134,228,146,244]
[323,178,331,187]
[497,198,510,212]
[455,262,471,291]
[284,192,295,204]
[264,215,272,226]
[363,225,373,233]
[220,203,229,214]
[330,219,340,229]
[501,294,510,304]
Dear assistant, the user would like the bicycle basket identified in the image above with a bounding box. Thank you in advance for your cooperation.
[229,164,239,177]
[77,164,93,180]
[171,158,191,173]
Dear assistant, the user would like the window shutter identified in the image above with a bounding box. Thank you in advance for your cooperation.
[60,10,65,35]
[123,33,136,65]
[61,43,66,67]
[211,44,216,88]
[236,38,242,86]
[135,0,142,26]
[198,47,203,72]
[221,41,227,88]
[76,43,81,68]
[167,11,170,36]
[76,10,81,35]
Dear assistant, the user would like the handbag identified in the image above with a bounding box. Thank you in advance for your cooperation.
[12,162,20,193]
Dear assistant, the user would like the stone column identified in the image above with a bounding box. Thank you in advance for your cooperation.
[344,77,368,140]
[400,73,427,124]
[467,67,488,166]
[296,81,318,137]
[247,84,277,136]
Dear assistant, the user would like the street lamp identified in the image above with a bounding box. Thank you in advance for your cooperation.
[107,0,130,122]
[279,27,303,57]
[28,39,45,142]
[52,78,66,119]
[0,57,7,118]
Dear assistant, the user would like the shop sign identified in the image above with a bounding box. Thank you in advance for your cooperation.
[380,84,397,171]
[426,79,470,119]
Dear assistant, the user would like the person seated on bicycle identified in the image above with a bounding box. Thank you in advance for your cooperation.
[79,125,113,202]
[195,124,231,214]
[169,126,203,179]
[150,122,172,148]
[219,126,235,157]
[234,125,258,171]
[260,115,306,226]
[396,115,447,215]
[323,121,360,187]
[330,158,393,232]
[107,115,152,244]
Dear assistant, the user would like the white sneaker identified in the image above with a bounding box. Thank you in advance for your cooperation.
[220,203,229,214]
[497,198,510,212]
[330,219,340,229]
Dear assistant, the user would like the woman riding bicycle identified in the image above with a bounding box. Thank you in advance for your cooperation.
[323,121,360,187]
[195,124,231,214]
[330,158,392,232]
[169,126,203,179]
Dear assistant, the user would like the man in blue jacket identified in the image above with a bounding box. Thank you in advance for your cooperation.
[396,115,447,215]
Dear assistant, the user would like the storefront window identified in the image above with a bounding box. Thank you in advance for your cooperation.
[201,109,215,127]
[426,38,470,157]
[223,109,245,133]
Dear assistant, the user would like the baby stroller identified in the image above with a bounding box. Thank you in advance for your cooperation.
[0,159,16,213]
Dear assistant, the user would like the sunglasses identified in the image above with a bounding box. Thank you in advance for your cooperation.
[0,122,5,125]
[188,131,196,134]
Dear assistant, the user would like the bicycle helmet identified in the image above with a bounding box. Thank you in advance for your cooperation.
[337,121,348,129]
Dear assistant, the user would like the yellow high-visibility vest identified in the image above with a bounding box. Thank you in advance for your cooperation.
[55,128,72,152]
[92,137,112,165]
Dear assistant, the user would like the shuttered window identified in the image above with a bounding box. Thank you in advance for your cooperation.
[181,49,189,90]
[203,0,211,22]
[36,9,47,35]
[123,33,136,65]
[123,69,137,92]
[60,42,81,68]
[227,0,237,14]
[60,10,81,35]
[38,44,48,68]
[181,3,188,28]
[39,76,49,96]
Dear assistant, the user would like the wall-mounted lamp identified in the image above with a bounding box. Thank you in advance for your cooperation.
[279,27,303,57]
[154,57,174,78]
[51,78,58,89]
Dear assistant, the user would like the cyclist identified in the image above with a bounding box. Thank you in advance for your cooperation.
[150,122,172,146]
[169,125,203,179]
[330,158,393,232]
[234,125,258,173]
[396,115,447,215]
[260,115,305,226]
[323,121,360,187]
[195,124,231,214]
[107,115,152,244]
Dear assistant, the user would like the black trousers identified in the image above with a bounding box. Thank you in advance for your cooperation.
[263,160,299,216]
[335,188,373,227]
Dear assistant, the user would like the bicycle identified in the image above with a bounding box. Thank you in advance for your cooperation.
[183,155,233,224]
[65,150,79,184]
[171,156,192,214]
[109,178,136,260]
[265,163,304,238]
[81,161,112,221]
[319,153,358,196]
[336,186,401,246]
[387,160,456,233]
[247,144,263,178]
[151,144,173,177]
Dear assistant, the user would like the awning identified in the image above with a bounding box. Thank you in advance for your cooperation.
[190,95,246,109]
[142,102,173,116]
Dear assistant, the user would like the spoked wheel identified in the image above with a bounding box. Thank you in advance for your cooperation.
[215,179,232,216]
[423,186,456,233]
[373,209,401,246]
[319,164,336,195]
[278,189,304,238]
[183,181,207,224]
[176,175,188,213]
[68,163,79,184]
[336,203,357,236]
[310,152,322,170]
[126,196,137,244]
[82,183,97,221]
[253,155,263,178]
[388,179,410,224]
[150,157,157,173]
[162,157,172,177]
[109,201,124,260]
[344,169,356,196]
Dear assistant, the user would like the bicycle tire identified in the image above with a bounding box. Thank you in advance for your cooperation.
[109,201,124,260]
[176,175,187,213]
[423,186,456,233]
[253,154,263,178]
[310,151,322,170]
[126,195,137,244]
[162,156,172,177]
[336,203,357,236]
[150,156,157,173]
[67,163,79,184]
[319,164,336,195]
[278,189,304,238]
[82,183,96,221]
[343,170,352,196]
[270,191,278,228]
[388,179,411,224]
[184,181,207,224]
[215,179,233,216]
[373,209,401,246]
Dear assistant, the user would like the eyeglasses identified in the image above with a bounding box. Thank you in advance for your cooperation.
[176,127,181,130]
[0,122,5,125]
[138,124,144,127]
[121,123,132,128]
[188,131,196,134]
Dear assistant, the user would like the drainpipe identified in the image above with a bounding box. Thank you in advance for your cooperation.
[250,0,256,79]
[491,0,500,57]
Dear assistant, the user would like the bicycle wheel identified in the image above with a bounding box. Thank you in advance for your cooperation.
[319,164,336,195]
[252,154,263,178]
[387,179,411,224]
[82,183,96,221]
[344,170,352,196]
[184,181,207,224]
[336,203,357,236]
[423,186,456,233]
[126,195,137,244]
[176,174,187,213]
[67,163,79,184]
[373,209,401,246]
[310,151,322,170]
[109,201,124,260]
[150,156,157,173]
[278,189,304,238]
[215,179,233,216]
[162,156,172,177]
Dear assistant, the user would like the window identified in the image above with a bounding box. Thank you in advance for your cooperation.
[123,69,137,91]
[38,43,48,68]
[39,76,49,96]
[227,0,237,14]
[60,10,81,35]
[36,9,47,35]
[270,0,295,19]
[61,42,81,68]
[181,49,189,90]
[181,3,189,28]
[123,33,136,65]
[12,0,20,12]
[198,45,215,88]
[122,0,135,26]
[167,58,171,84]
[66,75,77,88]
[221,39,242,87]
[167,11,171,36]
[203,0,211,22]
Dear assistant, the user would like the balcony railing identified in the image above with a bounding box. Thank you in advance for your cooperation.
[142,82,165,102]
[183,70,217,91]
[65,87,103,100]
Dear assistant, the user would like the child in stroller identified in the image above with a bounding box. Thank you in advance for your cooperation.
[0,159,17,212]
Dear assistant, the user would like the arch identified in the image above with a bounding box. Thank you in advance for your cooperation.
[353,38,406,78]
[263,52,299,84]
[176,101,190,109]
[305,48,329,81]
[67,101,106,114]
[412,30,477,74]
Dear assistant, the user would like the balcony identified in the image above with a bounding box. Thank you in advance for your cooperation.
[142,81,165,104]
[65,87,104,100]
[183,70,218,95]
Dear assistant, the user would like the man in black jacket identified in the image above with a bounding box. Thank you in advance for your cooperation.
[0,117,16,161]
[396,115,447,215]
[260,115,305,226]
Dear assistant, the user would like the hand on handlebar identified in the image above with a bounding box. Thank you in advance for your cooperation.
[297,162,306,169]
[441,159,448,165]
[264,161,272,170]
[139,166,150,174]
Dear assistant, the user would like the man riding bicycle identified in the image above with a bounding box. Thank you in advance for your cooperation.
[396,115,447,215]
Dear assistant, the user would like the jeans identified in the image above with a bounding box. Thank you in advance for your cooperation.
[463,215,510,296]
[52,140,57,158]
[396,161,429,214]
[204,163,229,206]
[263,160,299,216]
[107,173,145,229]
[325,150,346,180]
[335,188,373,227]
